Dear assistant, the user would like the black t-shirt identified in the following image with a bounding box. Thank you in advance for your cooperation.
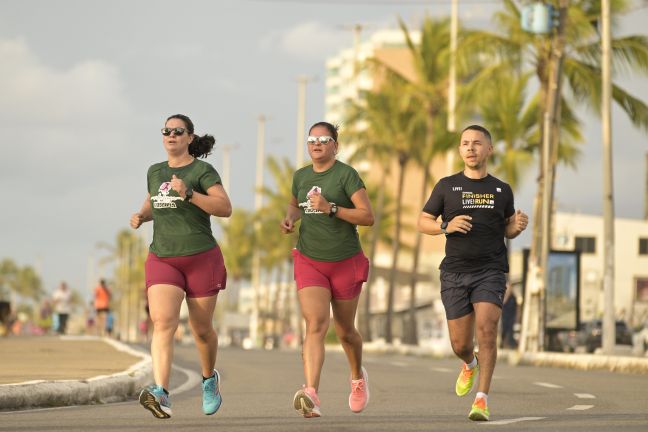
[422,172,515,273]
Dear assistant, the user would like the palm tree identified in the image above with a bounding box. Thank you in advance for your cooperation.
[353,71,426,343]
[258,156,300,346]
[218,209,254,311]
[403,114,457,344]
[0,258,18,300]
[345,90,401,341]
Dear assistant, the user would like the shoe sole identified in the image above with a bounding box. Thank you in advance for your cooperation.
[203,369,223,416]
[349,366,370,413]
[293,390,320,418]
[469,411,489,421]
[139,389,171,419]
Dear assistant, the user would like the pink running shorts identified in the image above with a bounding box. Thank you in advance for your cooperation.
[145,246,227,298]
[292,249,369,300]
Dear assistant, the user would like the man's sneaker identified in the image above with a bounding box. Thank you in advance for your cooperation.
[293,385,321,418]
[349,366,370,413]
[202,369,223,415]
[139,385,172,419]
[455,358,479,396]
[468,396,490,421]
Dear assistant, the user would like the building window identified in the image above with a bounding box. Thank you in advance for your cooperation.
[574,236,596,254]
[636,278,648,302]
[639,238,648,255]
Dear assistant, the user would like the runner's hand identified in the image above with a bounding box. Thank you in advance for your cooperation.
[448,215,472,234]
[170,174,188,198]
[130,212,144,229]
[511,209,528,232]
[307,190,330,213]
[280,217,295,234]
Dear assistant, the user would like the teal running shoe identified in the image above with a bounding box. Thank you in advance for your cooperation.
[202,369,223,415]
[139,385,172,419]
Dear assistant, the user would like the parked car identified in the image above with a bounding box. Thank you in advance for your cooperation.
[582,320,633,353]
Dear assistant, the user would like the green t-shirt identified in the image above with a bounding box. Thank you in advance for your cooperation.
[147,159,221,257]
[292,160,365,262]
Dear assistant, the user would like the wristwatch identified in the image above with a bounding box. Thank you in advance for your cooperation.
[328,203,338,218]
[440,221,449,235]
[184,188,194,202]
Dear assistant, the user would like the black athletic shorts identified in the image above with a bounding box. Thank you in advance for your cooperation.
[440,268,506,320]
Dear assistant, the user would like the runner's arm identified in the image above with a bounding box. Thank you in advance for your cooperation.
[281,196,301,234]
[191,183,232,217]
[334,187,374,226]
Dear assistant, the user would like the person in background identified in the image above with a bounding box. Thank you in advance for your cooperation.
[52,282,73,335]
[94,279,111,337]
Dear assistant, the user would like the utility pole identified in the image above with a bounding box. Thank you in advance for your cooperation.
[250,115,266,347]
[519,0,568,352]
[447,0,458,133]
[221,143,238,194]
[295,76,315,167]
[601,0,616,354]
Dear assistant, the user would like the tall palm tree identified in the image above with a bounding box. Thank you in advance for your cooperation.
[404,114,457,344]
[345,90,401,341]
[218,209,254,311]
[354,71,426,343]
[258,156,300,345]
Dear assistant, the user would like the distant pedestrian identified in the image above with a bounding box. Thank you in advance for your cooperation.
[500,282,517,349]
[418,125,528,421]
[130,113,231,419]
[281,121,374,418]
[52,282,73,335]
[94,279,111,337]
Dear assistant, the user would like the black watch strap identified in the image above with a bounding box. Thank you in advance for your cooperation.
[328,203,338,218]
[185,188,194,202]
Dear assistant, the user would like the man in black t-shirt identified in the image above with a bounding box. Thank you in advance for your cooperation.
[418,125,528,422]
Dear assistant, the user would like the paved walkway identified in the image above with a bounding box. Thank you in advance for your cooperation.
[0,336,141,384]
[0,335,152,411]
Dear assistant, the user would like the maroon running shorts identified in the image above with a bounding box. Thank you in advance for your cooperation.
[145,246,227,298]
[292,249,369,300]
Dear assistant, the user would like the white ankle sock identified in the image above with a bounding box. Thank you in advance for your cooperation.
[465,356,478,370]
[476,392,488,402]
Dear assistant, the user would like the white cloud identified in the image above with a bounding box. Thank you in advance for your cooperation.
[261,21,352,62]
[0,38,130,128]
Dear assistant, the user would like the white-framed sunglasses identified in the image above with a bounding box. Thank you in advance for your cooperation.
[307,136,335,145]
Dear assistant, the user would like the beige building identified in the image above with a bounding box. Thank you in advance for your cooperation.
[552,212,648,327]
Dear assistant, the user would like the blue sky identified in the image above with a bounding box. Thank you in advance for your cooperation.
[0,0,646,299]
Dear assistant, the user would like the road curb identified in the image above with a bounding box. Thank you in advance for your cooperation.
[358,342,648,374]
[0,337,152,411]
[503,350,648,374]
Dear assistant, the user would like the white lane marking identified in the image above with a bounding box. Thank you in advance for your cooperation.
[574,393,596,399]
[482,417,546,425]
[432,367,452,373]
[389,361,408,367]
[170,363,203,395]
[534,382,563,389]
[567,405,594,410]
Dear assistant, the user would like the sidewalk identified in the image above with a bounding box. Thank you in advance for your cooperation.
[0,336,152,411]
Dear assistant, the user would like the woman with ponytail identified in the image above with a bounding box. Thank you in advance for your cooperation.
[130,113,231,419]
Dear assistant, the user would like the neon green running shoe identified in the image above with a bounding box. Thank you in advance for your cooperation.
[468,396,490,421]
[455,360,478,396]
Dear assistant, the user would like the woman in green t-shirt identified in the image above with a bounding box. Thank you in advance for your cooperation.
[130,114,232,419]
[281,122,374,418]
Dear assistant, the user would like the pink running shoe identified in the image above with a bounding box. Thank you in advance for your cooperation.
[293,385,321,418]
[349,366,370,413]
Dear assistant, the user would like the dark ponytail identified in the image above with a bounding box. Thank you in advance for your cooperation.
[166,113,216,159]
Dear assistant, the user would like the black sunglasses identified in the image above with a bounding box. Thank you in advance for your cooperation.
[161,127,187,136]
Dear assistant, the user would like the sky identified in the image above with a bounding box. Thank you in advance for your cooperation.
[1,0,646,300]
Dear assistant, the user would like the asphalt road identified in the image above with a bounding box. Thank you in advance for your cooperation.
[2,345,647,431]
